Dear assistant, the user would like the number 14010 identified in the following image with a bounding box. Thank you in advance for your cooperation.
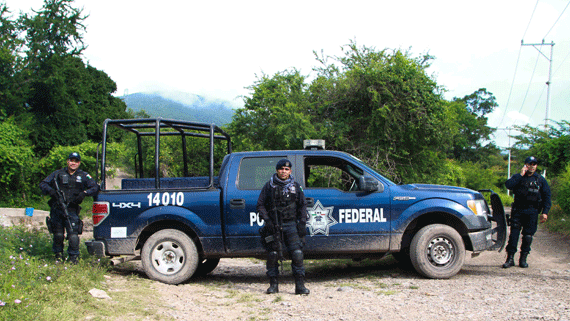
[147,192,184,206]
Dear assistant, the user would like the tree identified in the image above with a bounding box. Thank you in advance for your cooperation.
[19,0,86,64]
[512,121,570,176]
[4,0,129,155]
[0,118,35,205]
[310,43,453,183]
[0,4,26,119]
[450,88,500,163]
[229,69,317,151]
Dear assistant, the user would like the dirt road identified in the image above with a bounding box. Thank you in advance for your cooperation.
[108,226,570,321]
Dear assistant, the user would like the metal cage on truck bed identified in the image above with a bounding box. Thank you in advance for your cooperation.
[97,118,232,191]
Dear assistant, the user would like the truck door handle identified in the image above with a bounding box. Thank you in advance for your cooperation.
[230,198,246,209]
[305,197,314,207]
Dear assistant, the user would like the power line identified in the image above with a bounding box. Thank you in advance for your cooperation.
[529,85,547,119]
[543,0,570,39]
[521,41,554,129]
[497,1,539,128]
[523,0,540,39]
[516,50,541,117]
[497,47,523,128]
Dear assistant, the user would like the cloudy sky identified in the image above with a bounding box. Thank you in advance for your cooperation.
[8,0,570,148]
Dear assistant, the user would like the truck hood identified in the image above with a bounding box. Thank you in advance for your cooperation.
[401,184,477,195]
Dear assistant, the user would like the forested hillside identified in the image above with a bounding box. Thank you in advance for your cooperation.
[122,92,234,125]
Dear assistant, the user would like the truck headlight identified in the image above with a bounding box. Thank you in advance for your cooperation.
[467,199,489,216]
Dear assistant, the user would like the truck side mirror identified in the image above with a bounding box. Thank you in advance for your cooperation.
[358,176,381,192]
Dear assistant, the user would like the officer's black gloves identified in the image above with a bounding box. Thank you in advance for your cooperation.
[265,220,276,235]
[48,189,58,198]
[71,192,86,204]
[297,222,307,238]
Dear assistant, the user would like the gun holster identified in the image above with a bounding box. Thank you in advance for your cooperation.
[46,216,53,234]
[77,220,84,235]
[259,225,275,246]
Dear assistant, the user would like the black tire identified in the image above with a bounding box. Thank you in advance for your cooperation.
[141,229,198,284]
[194,258,220,276]
[410,224,465,279]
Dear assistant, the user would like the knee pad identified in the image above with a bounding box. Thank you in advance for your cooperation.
[68,234,80,250]
[522,235,533,244]
[267,251,279,267]
[292,249,303,266]
[54,232,65,244]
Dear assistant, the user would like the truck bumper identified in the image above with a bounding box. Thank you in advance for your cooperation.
[85,239,106,257]
[468,228,496,252]
[470,190,508,252]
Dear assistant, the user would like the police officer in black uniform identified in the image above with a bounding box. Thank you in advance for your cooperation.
[39,152,99,263]
[503,156,551,268]
[257,159,310,295]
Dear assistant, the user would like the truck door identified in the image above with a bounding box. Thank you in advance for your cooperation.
[300,155,392,254]
[222,156,291,254]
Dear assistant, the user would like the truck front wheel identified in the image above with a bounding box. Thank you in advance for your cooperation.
[410,224,465,279]
[141,229,199,284]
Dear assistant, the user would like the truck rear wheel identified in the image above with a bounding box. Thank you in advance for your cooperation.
[410,224,465,279]
[141,229,198,284]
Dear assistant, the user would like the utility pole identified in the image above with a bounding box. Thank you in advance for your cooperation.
[521,40,553,178]
[521,40,554,129]
[497,127,515,196]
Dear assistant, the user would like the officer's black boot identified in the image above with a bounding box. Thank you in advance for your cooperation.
[502,252,515,268]
[54,252,63,264]
[294,275,310,295]
[519,252,529,268]
[69,255,79,265]
[266,277,279,294]
[520,235,532,268]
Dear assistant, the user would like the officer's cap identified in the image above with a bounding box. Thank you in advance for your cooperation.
[276,159,292,170]
[68,152,81,161]
[524,156,538,164]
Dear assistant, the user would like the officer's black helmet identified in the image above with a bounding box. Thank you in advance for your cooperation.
[524,156,538,164]
[276,159,292,170]
[68,152,81,161]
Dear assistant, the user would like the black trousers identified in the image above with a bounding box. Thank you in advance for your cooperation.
[505,207,539,254]
[266,221,305,278]
[50,206,81,256]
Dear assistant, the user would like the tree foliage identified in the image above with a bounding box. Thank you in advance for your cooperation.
[0,4,26,120]
[1,0,128,156]
[231,42,461,183]
[0,0,130,205]
[0,118,35,205]
[310,44,454,182]
[450,88,500,163]
[229,69,316,151]
[512,120,570,176]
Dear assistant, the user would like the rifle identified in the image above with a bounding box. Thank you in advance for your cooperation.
[53,177,74,236]
[274,212,285,273]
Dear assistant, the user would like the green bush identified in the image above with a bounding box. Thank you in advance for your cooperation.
[544,204,570,236]
[0,119,36,206]
[550,163,570,215]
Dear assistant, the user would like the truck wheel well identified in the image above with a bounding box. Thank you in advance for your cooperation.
[136,220,203,255]
[400,212,473,252]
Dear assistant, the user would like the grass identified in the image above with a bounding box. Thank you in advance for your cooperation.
[0,224,159,321]
[544,204,570,236]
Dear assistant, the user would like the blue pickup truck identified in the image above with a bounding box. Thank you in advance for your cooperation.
[86,118,506,284]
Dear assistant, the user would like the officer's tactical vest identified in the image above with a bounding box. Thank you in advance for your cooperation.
[516,175,541,206]
[57,170,83,202]
[272,185,297,221]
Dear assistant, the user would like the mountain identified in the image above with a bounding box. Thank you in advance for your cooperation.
[121,92,236,126]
